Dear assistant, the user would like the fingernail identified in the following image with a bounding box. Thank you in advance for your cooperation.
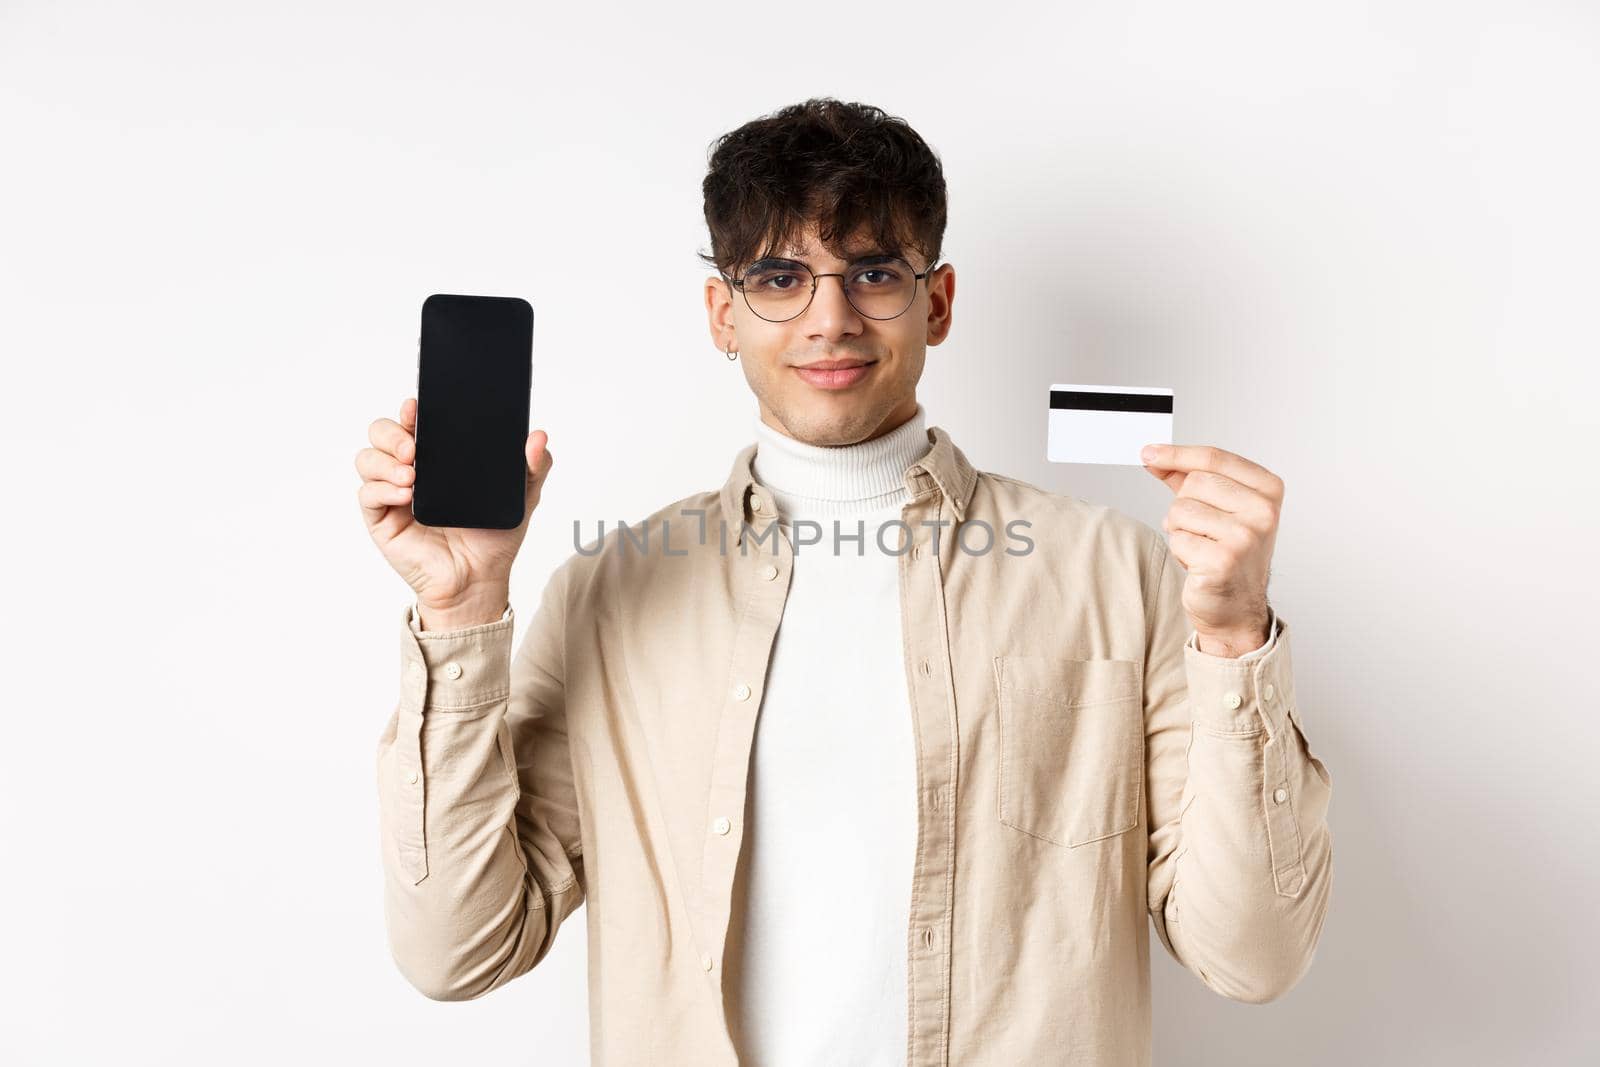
[1141,445,1158,463]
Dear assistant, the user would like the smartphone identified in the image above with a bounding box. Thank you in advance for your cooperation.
[411,293,534,529]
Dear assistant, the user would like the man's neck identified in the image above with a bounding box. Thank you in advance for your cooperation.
[750,403,931,520]
[756,394,920,446]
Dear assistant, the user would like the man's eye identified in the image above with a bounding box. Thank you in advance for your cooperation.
[852,268,896,286]
[753,273,800,290]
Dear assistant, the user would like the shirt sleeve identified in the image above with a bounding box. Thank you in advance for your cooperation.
[377,565,585,1000]
[409,600,514,632]
[1143,537,1333,1004]
[1184,606,1279,661]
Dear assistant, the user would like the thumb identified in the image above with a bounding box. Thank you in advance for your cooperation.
[1142,463,1185,494]
[525,430,552,510]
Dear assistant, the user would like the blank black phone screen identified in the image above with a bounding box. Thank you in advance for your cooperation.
[411,293,533,529]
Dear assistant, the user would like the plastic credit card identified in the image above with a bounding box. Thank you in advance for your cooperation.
[1047,384,1174,465]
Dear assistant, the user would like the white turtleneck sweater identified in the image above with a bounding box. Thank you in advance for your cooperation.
[730,404,932,1067]
[726,403,1278,1067]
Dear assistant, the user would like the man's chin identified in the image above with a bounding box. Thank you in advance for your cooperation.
[770,401,887,447]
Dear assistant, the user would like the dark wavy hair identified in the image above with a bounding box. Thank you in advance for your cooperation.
[698,97,948,282]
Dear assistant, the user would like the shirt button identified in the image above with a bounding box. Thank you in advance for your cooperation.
[712,816,731,835]
[751,494,764,512]
[700,953,714,971]
[1263,683,1276,702]
[1273,787,1288,804]
[408,770,419,785]
[1222,690,1242,710]
[732,682,751,701]
[443,661,463,680]
[759,563,778,581]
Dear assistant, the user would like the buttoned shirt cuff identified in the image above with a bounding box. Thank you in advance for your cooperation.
[1184,606,1278,661]
[400,602,516,711]
[1179,612,1310,900]
[1181,612,1296,735]
[409,599,514,633]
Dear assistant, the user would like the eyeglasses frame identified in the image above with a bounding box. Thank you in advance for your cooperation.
[720,254,941,323]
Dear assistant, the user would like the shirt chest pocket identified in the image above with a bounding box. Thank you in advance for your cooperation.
[993,655,1144,848]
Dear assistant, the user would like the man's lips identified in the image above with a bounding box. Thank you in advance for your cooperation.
[793,359,877,389]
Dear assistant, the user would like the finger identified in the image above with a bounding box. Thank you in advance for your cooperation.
[358,477,412,515]
[1144,463,1186,494]
[525,431,553,513]
[401,396,416,434]
[1175,469,1249,508]
[1174,469,1274,525]
[354,446,414,488]
[1167,528,1228,575]
[527,437,553,490]
[368,415,415,464]
[1164,497,1252,551]
[1140,444,1280,498]
[526,429,550,478]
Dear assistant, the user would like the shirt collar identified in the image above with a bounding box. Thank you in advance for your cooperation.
[719,418,978,546]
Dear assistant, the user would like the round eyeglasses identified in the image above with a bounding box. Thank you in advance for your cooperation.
[722,255,938,323]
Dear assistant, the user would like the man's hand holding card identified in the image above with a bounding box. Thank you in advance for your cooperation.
[1048,384,1282,658]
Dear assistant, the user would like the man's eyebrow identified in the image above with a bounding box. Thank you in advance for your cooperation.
[756,248,901,267]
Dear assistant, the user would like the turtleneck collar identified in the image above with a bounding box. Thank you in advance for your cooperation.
[750,403,932,521]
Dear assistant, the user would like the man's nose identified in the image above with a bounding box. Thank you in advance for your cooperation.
[803,273,861,335]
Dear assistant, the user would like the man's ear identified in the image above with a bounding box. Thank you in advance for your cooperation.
[925,263,955,345]
[705,275,736,347]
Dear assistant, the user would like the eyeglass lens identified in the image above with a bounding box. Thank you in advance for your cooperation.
[740,257,919,321]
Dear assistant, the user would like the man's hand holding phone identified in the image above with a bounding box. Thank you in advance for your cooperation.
[356,396,553,631]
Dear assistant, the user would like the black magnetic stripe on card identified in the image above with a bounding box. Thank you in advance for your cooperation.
[1050,390,1173,413]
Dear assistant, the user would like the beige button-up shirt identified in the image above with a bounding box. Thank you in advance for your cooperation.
[375,424,1334,1066]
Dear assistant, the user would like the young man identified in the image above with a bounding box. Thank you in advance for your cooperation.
[356,98,1332,1067]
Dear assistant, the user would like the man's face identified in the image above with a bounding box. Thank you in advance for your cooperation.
[705,220,955,446]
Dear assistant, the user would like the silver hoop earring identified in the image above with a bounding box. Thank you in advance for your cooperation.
[724,343,739,361]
